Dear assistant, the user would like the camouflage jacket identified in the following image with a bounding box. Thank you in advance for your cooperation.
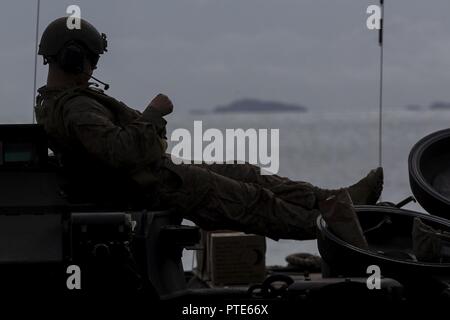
[35,85,167,187]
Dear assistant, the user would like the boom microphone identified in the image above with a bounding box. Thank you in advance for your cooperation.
[84,72,110,90]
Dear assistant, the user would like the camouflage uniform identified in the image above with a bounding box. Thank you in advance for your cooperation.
[35,86,322,240]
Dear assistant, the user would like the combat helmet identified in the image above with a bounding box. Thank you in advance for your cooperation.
[38,17,107,70]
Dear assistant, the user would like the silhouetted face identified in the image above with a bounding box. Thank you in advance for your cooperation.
[75,59,94,86]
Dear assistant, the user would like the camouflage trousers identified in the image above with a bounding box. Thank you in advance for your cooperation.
[156,156,323,241]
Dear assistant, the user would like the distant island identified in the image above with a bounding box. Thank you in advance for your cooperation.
[405,104,423,111]
[430,101,450,111]
[214,98,307,113]
[405,101,450,111]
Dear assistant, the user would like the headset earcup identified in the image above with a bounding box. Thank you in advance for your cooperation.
[58,44,85,74]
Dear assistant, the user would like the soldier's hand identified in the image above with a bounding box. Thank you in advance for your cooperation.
[149,94,173,116]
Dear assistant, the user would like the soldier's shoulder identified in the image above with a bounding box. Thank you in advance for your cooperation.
[62,91,106,115]
[61,92,96,106]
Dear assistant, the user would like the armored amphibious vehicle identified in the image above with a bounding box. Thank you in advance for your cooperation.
[2,123,450,312]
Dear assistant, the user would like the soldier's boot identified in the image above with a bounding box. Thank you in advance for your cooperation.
[412,218,450,262]
[313,167,383,206]
[318,190,369,249]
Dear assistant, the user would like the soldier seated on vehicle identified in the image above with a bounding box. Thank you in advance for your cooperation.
[35,17,383,245]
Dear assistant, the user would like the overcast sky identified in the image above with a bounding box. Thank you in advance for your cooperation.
[2,0,450,122]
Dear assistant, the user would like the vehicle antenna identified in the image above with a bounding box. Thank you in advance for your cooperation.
[378,0,384,168]
[32,0,41,124]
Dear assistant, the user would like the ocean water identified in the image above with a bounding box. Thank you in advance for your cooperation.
[168,109,450,269]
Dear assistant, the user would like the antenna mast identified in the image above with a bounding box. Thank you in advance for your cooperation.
[378,0,385,168]
[32,0,41,124]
